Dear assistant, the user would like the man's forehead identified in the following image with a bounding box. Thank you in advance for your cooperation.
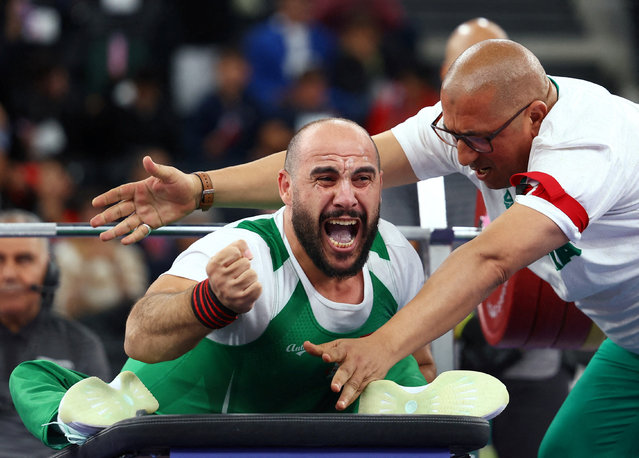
[0,238,46,256]
[306,151,377,171]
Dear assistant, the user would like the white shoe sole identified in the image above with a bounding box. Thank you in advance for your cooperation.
[359,370,509,419]
[59,371,159,428]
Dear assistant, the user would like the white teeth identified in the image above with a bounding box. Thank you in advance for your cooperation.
[329,239,355,248]
[326,219,358,247]
[329,219,357,225]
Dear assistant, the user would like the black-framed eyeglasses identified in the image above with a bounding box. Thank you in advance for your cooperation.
[430,101,534,153]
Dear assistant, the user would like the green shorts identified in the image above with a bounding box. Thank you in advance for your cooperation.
[539,338,639,457]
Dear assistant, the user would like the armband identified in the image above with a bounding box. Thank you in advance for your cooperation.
[191,280,238,329]
[193,172,215,211]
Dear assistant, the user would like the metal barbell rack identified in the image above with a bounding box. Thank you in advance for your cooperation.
[0,222,481,244]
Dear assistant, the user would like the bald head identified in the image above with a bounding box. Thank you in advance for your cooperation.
[441,18,508,79]
[442,39,549,112]
[284,118,379,176]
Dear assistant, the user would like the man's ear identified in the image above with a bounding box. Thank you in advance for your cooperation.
[529,101,548,137]
[278,169,292,205]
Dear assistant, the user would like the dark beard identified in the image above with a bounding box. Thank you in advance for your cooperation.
[291,202,380,280]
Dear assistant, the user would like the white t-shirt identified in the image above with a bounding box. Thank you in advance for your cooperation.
[392,76,639,352]
[165,207,424,345]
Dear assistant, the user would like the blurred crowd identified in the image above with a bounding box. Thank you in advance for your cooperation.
[0,0,440,331]
[0,0,438,211]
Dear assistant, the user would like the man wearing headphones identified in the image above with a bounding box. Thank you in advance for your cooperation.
[0,210,111,458]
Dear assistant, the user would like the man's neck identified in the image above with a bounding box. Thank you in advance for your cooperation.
[309,271,365,304]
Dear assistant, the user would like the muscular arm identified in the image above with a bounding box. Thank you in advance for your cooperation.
[125,239,262,363]
[92,130,419,243]
[124,274,207,363]
[305,203,570,409]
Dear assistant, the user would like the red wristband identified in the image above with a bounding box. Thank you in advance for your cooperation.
[191,280,238,329]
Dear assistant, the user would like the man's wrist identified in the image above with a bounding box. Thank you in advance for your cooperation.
[191,280,238,329]
[193,172,215,211]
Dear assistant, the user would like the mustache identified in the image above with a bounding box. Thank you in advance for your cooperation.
[319,209,365,224]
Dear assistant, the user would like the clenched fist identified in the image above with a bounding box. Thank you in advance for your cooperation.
[206,239,262,314]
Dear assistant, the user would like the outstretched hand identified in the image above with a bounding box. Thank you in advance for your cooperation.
[90,156,201,244]
[303,336,394,411]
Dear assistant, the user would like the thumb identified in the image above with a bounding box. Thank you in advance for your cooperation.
[232,239,254,260]
[143,155,174,182]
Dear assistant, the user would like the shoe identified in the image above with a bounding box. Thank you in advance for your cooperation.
[57,371,159,444]
[358,370,509,420]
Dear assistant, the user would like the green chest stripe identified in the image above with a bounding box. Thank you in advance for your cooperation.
[237,218,289,270]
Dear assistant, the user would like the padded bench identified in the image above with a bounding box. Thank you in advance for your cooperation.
[50,413,490,458]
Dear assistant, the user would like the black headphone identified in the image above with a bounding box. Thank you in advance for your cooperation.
[39,255,60,309]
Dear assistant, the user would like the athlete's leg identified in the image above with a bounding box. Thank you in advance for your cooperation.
[539,339,639,457]
[9,360,89,449]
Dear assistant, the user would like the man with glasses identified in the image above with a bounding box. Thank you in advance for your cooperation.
[91,39,639,456]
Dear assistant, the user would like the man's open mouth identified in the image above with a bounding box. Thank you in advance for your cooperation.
[324,219,360,248]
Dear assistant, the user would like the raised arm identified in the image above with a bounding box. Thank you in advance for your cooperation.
[91,153,286,244]
[91,129,418,244]
[125,240,262,363]
[304,203,570,410]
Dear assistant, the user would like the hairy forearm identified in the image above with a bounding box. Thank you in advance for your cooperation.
[208,152,286,209]
[124,286,210,363]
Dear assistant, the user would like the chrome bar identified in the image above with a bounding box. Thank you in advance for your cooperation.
[0,223,480,242]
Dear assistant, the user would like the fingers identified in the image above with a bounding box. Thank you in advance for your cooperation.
[90,200,136,228]
[303,339,385,411]
[208,240,254,271]
[207,240,261,313]
[334,373,369,411]
[303,340,344,363]
[91,184,135,214]
[224,240,254,264]
[97,211,152,244]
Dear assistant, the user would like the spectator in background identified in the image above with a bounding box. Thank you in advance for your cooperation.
[440,18,508,80]
[279,68,339,131]
[314,0,418,84]
[2,158,77,223]
[366,62,439,136]
[0,103,12,210]
[33,158,77,223]
[330,12,385,124]
[183,48,261,172]
[0,209,110,458]
[101,67,179,188]
[243,0,336,113]
[12,54,84,163]
[248,116,295,163]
